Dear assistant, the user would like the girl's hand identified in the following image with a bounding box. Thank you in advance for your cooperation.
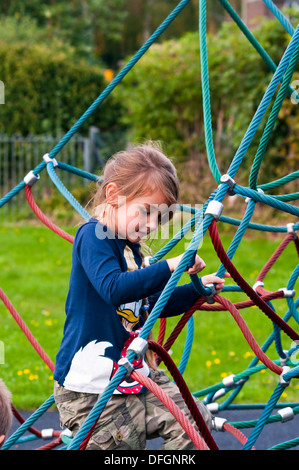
[201,272,230,294]
[167,254,206,274]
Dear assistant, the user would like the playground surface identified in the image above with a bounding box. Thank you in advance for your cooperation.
[7,407,299,451]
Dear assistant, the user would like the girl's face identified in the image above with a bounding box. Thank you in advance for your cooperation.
[106,184,170,243]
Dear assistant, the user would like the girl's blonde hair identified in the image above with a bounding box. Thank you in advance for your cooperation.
[92,141,179,219]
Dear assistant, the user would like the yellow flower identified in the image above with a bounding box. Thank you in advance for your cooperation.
[229,351,235,357]
[243,351,253,359]
[17,370,23,376]
[206,361,212,368]
[214,358,221,364]
[23,369,30,374]
[29,374,38,381]
[211,350,217,356]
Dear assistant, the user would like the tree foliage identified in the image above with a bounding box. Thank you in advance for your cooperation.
[0,38,124,136]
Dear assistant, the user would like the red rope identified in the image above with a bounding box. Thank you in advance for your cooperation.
[0,287,55,372]
[223,422,255,450]
[208,219,299,341]
[196,290,283,310]
[256,232,293,283]
[214,295,282,375]
[148,341,218,450]
[36,436,62,450]
[25,185,74,244]
[131,370,209,450]
[157,318,167,345]
[161,298,206,354]
[12,405,42,438]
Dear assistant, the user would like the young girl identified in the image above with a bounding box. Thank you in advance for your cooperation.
[53,142,225,450]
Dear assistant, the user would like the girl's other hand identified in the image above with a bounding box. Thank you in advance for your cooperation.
[201,272,230,293]
[167,254,206,274]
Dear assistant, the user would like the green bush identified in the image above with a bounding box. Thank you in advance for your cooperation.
[0,40,125,136]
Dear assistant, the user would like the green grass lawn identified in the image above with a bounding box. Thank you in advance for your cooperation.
[0,219,298,410]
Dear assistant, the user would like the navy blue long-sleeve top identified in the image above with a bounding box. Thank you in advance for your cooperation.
[54,218,200,394]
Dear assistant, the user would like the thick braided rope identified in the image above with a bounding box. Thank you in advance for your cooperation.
[131,371,209,450]
[209,219,299,341]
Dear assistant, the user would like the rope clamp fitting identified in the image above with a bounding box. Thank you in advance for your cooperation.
[279,366,291,388]
[222,373,236,388]
[127,337,148,360]
[280,349,289,367]
[252,280,264,292]
[278,287,296,298]
[43,153,58,167]
[41,428,54,439]
[205,282,216,304]
[118,357,134,381]
[206,402,219,413]
[212,416,227,432]
[286,223,298,239]
[24,170,40,186]
[278,406,294,423]
[205,200,223,221]
[245,188,264,204]
[220,174,236,195]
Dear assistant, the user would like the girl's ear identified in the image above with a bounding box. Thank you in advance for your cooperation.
[106,182,119,205]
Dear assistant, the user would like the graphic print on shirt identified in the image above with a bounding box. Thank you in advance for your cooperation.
[116,245,143,332]
[63,340,115,393]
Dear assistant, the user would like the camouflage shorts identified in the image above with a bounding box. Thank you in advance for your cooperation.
[54,369,212,451]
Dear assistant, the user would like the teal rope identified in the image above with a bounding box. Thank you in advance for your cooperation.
[227,24,299,179]
[178,316,194,375]
[217,0,299,101]
[46,161,90,221]
[262,0,295,36]
[199,0,222,184]
[249,42,299,189]
[2,395,55,450]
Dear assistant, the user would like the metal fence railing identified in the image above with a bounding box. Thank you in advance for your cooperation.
[0,133,91,222]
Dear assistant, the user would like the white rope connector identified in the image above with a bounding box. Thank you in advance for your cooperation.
[24,170,40,186]
[280,349,289,367]
[278,287,296,298]
[212,388,226,400]
[205,200,224,221]
[206,402,219,413]
[222,374,236,389]
[253,280,264,292]
[279,366,291,388]
[286,223,298,239]
[205,283,216,304]
[61,428,73,438]
[41,428,54,439]
[127,337,148,360]
[43,153,58,167]
[212,416,227,432]
[220,174,236,195]
[118,357,134,380]
[245,187,264,204]
[277,407,294,423]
